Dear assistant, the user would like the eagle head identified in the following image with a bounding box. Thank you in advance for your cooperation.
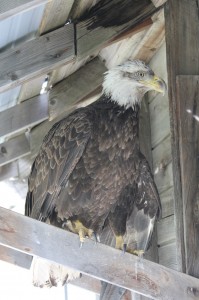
[102,60,167,108]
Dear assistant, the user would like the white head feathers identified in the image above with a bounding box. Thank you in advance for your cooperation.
[102,60,155,108]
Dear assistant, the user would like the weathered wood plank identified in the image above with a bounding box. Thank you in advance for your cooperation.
[0,244,32,269]
[154,162,173,195]
[149,93,170,148]
[165,0,199,274]
[0,207,199,300]
[39,0,74,34]
[76,0,158,58]
[0,134,30,167]
[0,0,50,21]
[0,162,18,181]
[132,9,165,63]
[158,242,178,271]
[0,94,49,139]
[0,24,75,93]
[49,58,106,120]
[158,187,174,219]
[176,76,199,277]
[157,215,175,246]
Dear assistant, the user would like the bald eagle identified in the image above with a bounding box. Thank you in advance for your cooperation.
[25,60,166,287]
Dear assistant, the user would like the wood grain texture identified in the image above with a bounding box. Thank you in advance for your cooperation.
[176,76,199,278]
[0,207,199,300]
[0,162,18,181]
[165,0,199,274]
[0,244,32,269]
[76,0,158,58]
[0,24,75,93]
[157,215,175,246]
[158,242,178,271]
[49,58,106,120]
[0,0,49,21]
[0,134,30,167]
[0,94,49,139]
[38,0,74,34]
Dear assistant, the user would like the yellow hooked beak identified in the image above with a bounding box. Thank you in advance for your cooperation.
[139,75,167,95]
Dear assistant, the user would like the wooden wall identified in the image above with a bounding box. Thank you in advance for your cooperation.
[148,43,178,271]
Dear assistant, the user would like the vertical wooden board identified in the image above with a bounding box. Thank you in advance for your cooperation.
[177,75,199,277]
[149,92,170,148]
[165,0,199,273]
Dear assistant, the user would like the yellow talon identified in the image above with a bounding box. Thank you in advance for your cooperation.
[115,235,125,251]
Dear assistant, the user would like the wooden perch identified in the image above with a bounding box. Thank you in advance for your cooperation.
[0,207,198,300]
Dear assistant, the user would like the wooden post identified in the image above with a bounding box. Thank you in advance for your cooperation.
[165,0,199,275]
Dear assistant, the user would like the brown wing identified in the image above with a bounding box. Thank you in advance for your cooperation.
[126,154,161,252]
[25,109,91,221]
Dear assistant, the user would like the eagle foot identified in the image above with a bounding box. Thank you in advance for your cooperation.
[115,235,125,252]
[130,249,145,257]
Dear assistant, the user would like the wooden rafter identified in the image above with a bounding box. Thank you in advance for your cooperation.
[0,0,50,21]
[0,134,30,167]
[0,94,49,139]
[0,24,74,93]
[0,207,198,300]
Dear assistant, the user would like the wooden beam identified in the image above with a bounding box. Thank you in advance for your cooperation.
[0,134,30,167]
[176,76,199,277]
[49,58,106,120]
[0,24,74,93]
[0,244,32,269]
[165,0,199,274]
[0,0,50,21]
[0,207,199,300]
[0,94,49,139]
[76,0,159,58]
[0,162,18,181]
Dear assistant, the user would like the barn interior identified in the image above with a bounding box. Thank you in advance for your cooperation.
[0,0,198,299]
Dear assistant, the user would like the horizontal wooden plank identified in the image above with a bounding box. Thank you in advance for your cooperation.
[157,215,175,246]
[0,244,32,269]
[76,0,158,58]
[0,24,75,93]
[0,207,199,300]
[49,58,106,120]
[158,242,178,271]
[154,162,173,195]
[159,187,174,218]
[0,94,49,139]
[0,0,50,21]
[0,134,30,167]
[0,161,18,181]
